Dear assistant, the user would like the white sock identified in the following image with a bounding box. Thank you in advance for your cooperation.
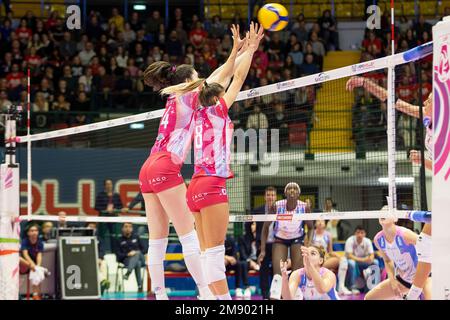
[217,293,232,300]
[148,238,168,297]
[338,258,348,289]
[179,230,213,298]
[405,285,423,300]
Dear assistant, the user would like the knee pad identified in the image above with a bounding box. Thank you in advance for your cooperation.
[179,230,201,258]
[147,238,168,266]
[270,274,282,300]
[205,245,226,283]
[416,232,432,264]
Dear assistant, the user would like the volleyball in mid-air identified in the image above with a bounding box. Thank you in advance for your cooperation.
[257,3,289,31]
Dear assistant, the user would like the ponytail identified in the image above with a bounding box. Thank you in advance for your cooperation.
[143,61,197,91]
[160,78,205,96]
[198,82,224,106]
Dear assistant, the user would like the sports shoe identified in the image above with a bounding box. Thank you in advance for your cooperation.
[244,288,252,300]
[235,288,244,298]
[351,288,360,295]
[339,286,352,295]
[269,274,282,300]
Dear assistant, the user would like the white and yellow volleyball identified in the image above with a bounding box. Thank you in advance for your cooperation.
[257,3,289,32]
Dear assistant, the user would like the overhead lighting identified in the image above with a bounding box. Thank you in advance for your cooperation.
[378,177,414,184]
[130,123,144,129]
[133,4,146,10]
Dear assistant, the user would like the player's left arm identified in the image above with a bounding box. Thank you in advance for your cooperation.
[310,268,336,294]
[304,203,313,246]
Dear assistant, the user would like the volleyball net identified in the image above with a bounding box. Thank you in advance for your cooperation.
[10,41,433,227]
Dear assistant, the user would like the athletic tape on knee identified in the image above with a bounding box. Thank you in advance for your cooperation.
[416,232,432,264]
[179,230,201,258]
[147,238,168,266]
[205,245,226,283]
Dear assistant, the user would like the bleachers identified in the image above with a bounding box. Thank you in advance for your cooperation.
[203,0,443,21]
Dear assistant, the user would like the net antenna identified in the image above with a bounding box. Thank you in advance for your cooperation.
[386,0,397,219]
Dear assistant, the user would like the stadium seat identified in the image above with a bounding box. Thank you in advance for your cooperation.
[335,3,352,19]
[420,1,437,16]
[288,122,308,147]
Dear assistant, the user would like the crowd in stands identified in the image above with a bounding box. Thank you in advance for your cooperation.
[353,14,434,151]
[0,7,340,148]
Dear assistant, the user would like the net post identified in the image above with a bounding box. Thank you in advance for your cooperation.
[387,0,397,217]
[0,106,21,300]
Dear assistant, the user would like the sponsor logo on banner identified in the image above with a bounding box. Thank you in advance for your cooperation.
[234,215,254,222]
[276,214,293,221]
[314,72,330,83]
[276,80,295,90]
[351,61,376,73]
[320,212,345,219]
[247,89,260,98]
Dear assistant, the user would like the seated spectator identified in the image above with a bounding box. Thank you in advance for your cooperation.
[246,105,269,130]
[109,8,125,32]
[362,31,382,54]
[237,222,261,299]
[95,179,123,253]
[86,222,110,294]
[269,101,289,146]
[15,18,32,44]
[290,16,308,46]
[6,63,24,90]
[0,90,12,111]
[299,53,319,76]
[123,22,136,45]
[289,42,304,67]
[224,235,249,299]
[114,69,134,109]
[267,32,285,61]
[20,223,47,300]
[145,10,164,37]
[189,21,208,49]
[310,31,325,58]
[340,226,380,294]
[129,12,143,32]
[32,92,49,112]
[175,20,188,48]
[209,15,226,39]
[194,55,211,78]
[39,221,55,242]
[78,67,94,93]
[318,9,340,51]
[116,222,145,292]
[166,30,183,59]
[229,102,245,130]
[59,31,77,60]
[78,41,96,66]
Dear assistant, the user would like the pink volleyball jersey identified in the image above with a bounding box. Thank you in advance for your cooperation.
[150,92,199,162]
[192,98,234,179]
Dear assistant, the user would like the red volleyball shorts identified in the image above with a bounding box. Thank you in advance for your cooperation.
[186,176,228,212]
[139,151,184,194]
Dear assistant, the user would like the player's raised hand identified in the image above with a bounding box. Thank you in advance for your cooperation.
[346,76,365,91]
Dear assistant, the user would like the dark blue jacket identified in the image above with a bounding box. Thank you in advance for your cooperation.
[94,191,123,214]
[116,233,143,263]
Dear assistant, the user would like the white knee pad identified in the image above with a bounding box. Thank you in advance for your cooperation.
[179,230,201,258]
[147,238,168,266]
[270,274,282,300]
[416,232,432,264]
[205,245,226,283]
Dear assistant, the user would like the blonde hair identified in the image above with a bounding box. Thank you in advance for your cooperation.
[160,78,205,96]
